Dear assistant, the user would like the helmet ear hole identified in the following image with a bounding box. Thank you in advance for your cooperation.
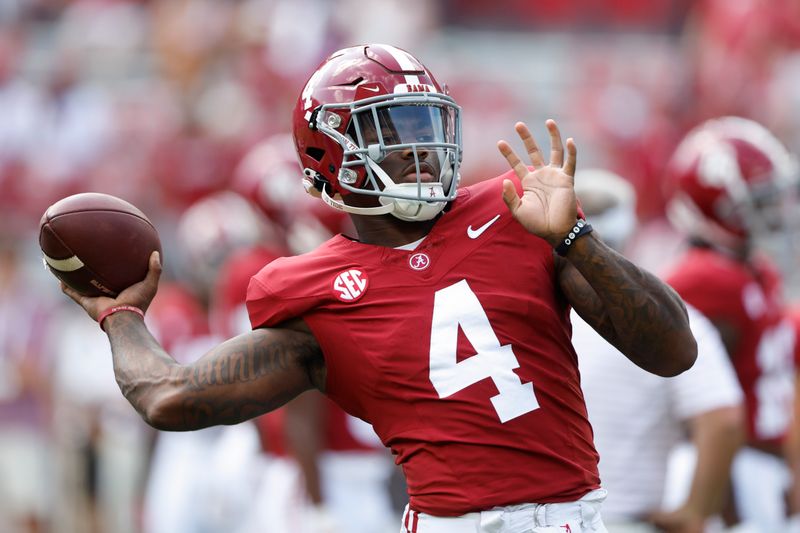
[306,147,325,162]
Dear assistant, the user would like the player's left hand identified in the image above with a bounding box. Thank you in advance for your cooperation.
[497,120,578,246]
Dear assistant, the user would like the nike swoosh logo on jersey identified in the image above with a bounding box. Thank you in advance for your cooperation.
[362,86,380,92]
[467,214,501,239]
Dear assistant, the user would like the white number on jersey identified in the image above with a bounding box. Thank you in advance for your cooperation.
[428,279,539,422]
[754,319,796,439]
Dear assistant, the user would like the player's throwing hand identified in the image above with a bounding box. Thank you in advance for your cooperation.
[497,120,578,246]
[61,251,162,323]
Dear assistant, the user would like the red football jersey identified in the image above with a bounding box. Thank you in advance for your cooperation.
[247,172,600,516]
[213,246,380,455]
[666,248,796,448]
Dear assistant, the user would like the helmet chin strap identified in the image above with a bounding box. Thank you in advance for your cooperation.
[318,158,448,221]
[378,184,446,221]
[320,187,395,216]
[367,158,447,222]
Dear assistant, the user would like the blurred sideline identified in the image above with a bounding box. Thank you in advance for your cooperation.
[2,0,800,532]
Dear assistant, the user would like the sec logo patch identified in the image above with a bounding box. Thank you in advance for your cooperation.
[332,269,368,302]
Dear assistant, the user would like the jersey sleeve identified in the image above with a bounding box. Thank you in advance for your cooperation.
[246,275,289,328]
[245,257,323,329]
[668,306,743,420]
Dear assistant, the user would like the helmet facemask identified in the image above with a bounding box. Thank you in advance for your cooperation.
[746,165,800,268]
[314,92,462,222]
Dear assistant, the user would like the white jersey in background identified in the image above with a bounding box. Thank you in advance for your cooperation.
[574,305,743,522]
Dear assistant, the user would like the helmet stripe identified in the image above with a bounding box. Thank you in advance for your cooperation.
[377,44,421,85]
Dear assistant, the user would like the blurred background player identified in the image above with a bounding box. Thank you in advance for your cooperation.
[142,191,271,533]
[786,304,800,528]
[0,237,53,533]
[44,251,151,533]
[664,117,800,532]
[229,133,356,259]
[572,169,745,532]
[218,134,397,533]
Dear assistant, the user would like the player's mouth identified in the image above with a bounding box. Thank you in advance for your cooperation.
[404,163,437,183]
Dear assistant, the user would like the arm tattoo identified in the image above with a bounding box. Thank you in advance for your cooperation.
[106,313,322,430]
[559,234,696,376]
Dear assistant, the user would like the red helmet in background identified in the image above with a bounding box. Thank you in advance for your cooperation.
[231,133,353,254]
[665,116,798,252]
[292,44,462,222]
[232,133,304,227]
[175,191,280,294]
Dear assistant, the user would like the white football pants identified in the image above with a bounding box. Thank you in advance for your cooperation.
[400,489,608,533]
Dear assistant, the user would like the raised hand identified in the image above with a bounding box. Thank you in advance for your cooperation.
[497,120,578,246]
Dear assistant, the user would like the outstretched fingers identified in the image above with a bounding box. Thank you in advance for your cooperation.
[498,121,577,179]
[497,140,530,181]
[497,122,547,179]
[515,122,545,168]
[501,178,521,214]
[564,137,577,177]
[546,119,564,167]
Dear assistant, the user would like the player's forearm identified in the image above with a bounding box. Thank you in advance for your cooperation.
[686,406,744,516]
[784,374,800,514]
[102,311,188,429]
[563,233,697,376]
[104,313,312,431]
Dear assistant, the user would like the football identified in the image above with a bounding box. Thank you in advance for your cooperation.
[39,192,162,297]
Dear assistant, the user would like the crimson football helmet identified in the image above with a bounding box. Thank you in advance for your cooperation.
[175,191,279,292]
[232,133,300,227]
[292,44,462,222]
[665,116,798,252]
[231,133,353,254]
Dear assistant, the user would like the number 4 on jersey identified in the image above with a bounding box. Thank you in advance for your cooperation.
[429,279,539,422]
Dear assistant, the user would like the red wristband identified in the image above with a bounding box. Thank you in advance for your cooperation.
[98,305,145,332]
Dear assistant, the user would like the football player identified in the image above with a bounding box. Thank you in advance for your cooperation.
[664,116,800,531]
[59,44,696,532]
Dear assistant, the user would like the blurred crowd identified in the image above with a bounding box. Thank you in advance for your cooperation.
[3,0,800,532]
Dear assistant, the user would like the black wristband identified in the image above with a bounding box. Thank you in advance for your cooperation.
[554,219,593,256]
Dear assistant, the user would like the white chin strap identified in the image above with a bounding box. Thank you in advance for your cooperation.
[320,186,395,216]
[377,182,446,221]
[318,158,448,222]
[367,157,447,222]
